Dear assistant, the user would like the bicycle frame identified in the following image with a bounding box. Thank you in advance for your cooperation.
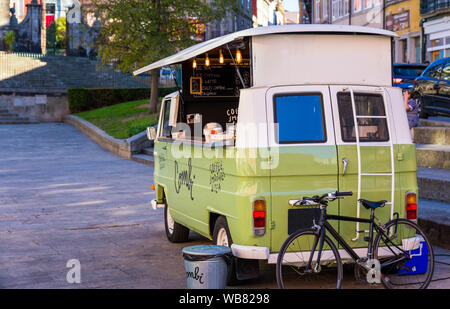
[310,205,409,271]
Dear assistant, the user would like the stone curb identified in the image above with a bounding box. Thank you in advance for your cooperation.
[64,115,153,160]
[419,218,450,250]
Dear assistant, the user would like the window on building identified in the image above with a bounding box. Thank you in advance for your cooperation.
[15,0,24,18]
[364,0,373,9]
[337,93,389,142]
[339,0,344,16]
[274,94,327,144]
[332,0,339,20]
[315,0,321,23]
[46,3,56,15]
[323,0,328,19]
[344,0,349,15]
[354,0,362,12]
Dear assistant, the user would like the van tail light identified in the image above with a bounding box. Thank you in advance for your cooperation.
[405,193,418,221]
[393,78,403,84]
[253,199,266,236]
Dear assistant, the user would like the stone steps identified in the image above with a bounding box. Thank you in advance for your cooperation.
[0,53,150,90]
[130,153,154,166]
[418,199,450,249]
[414,120,450,202]
[419,119,450,128]
[417,167,450,203]
[0,108,38,124]
[413,126,450,145]
[416,144,450,170]
[0,119,38,124]
[141,147,154,156]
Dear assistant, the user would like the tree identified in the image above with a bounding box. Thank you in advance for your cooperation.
[55,17,67,49]
[92,0,239,114]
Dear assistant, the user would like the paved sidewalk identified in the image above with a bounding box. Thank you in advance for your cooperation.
[0,123,194,288]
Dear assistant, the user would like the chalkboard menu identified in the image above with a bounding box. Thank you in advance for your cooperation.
[183,63,251,98]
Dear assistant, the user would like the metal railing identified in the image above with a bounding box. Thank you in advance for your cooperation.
[420,0,450,15]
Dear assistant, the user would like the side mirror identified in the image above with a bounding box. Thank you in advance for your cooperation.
[147,126,156,140]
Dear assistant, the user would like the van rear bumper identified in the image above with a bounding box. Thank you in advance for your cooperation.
[231,244,270,260]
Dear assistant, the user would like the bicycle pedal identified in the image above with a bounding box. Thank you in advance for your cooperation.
[364,236,370,242]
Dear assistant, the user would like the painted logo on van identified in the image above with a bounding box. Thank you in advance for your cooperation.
[209,161,225,193]
[174,159,195,200]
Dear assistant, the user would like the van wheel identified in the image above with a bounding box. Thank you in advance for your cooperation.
[213,216,232,247]
[212,216,239,286]
[164,205,189,243]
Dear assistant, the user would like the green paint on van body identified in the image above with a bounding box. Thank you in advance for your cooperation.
[153,139,418,253]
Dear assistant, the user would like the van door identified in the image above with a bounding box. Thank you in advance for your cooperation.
[265,86,338,252]
[329,86,396,249]
[154,97,173,191]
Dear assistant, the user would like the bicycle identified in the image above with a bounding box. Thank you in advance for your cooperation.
[276,191,435,289]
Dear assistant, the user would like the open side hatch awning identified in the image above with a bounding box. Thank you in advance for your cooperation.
[133,24,397,76]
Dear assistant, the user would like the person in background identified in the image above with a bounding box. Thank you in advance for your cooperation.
[403,89,419,138]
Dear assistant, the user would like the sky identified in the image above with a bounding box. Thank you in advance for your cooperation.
[283,0,300,12]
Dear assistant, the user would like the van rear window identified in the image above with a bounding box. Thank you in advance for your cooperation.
[337,93,389,142]
[274,93,327,144]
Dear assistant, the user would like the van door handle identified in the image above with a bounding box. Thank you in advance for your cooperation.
[342,158,348,176]
[162,146,167,150]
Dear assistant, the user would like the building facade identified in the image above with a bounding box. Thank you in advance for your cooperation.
[205,0,253,40]
[311,0,449,63]
[385,0,423,63]
[252,0,285,27]
[421,0,450,61]
[312,0,384,27]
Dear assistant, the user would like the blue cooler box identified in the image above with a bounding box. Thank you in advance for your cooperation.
[398,239,429,275]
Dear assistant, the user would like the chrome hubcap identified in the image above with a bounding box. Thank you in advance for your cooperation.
[166,208,174,234]
[216,228,229,247]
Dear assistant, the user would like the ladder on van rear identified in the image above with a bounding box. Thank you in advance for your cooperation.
[347,87,395,242]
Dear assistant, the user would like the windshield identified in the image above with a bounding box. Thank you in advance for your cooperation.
[393,66,426,77]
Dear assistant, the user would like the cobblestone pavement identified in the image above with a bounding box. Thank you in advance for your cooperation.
[0,123,448,289]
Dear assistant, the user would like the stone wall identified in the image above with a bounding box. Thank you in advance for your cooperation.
[0,89,69,122]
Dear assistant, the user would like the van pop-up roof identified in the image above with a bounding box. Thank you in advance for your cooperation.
[134,24,397,88]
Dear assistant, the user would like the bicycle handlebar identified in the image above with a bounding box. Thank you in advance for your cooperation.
[289,191,353,206]
[335,191,353,197]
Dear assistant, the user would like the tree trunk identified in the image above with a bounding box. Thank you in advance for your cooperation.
[149,68,159,114]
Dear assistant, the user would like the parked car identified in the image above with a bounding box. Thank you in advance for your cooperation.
[393,63,428,90]
[413,57,450,118]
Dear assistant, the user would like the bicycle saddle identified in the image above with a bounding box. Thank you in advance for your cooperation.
[358,199,387,210]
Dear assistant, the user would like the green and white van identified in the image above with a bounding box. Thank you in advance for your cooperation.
[134,25,418,279]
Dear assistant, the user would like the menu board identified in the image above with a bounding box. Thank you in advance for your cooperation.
[183,63,251,98]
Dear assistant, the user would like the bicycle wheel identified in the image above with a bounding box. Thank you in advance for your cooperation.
[276,228,343,289]
[374,219,434,289]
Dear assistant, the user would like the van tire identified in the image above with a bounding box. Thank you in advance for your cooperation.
[164,205,189,243]
[212,216,239,286]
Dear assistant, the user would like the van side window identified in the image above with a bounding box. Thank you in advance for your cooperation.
[161,99,172,138]
[274,93,327,144]
[337,93,389,142]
